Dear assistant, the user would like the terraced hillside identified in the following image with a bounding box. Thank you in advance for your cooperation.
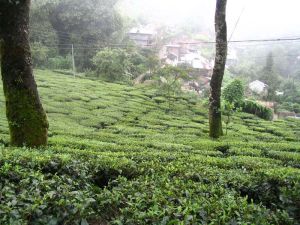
[0,70,300,225]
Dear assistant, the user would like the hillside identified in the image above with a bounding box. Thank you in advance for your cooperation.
[0,70,300,224]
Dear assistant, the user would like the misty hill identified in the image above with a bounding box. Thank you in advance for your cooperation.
[118,0,300,40]
[0,70,299,224]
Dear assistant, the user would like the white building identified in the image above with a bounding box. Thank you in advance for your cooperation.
[128,27,156,47]
[249,80,268,95]
[276,91,284,96]
[180,52,211,69]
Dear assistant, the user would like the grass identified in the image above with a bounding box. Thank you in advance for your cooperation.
[0,70,300,224]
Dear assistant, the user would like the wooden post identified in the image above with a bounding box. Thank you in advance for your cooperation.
[72,44,76,78]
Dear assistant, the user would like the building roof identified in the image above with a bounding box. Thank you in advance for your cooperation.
[180,53,211,69]
[129,27,155,35]
[165,44,181,48]
[249,80,267,86]
[249,80,268,94]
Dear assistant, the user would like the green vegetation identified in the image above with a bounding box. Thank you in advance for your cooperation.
[30,0,123,71]
[91,47,157,82]
[92,48,133,82]
[260,53,280,101]
[228,44,300,116]
[156,66,188,111]
[223,79,245,106]
[277,79,300,114]
[0,70,300,224]
[241,100,274,121]
[4,88,48,147]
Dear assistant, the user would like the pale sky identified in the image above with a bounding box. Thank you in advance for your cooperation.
[119,0,300,39]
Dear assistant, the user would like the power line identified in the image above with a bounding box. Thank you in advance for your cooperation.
[229,4,246,41]
[30,27,300,45]
[30,29,105,43]
[41,46,134,50]
[176,37,300,45]
[242,54,300,60]
[33,37,300,49]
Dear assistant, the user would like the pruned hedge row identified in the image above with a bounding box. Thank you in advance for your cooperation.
[0,70,299,224]
[241,100,273,120]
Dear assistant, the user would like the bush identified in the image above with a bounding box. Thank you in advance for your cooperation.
[222,101,235,135]
[31,42,51,68]
[279,102,300,113]
[126,50,148,79]
[1,70,300,224]
[155,66,188,111]
[241,100,273,120]
[92,48,132,82]
[293,103,300,113]
[48,55,72,70]
[223,79,244,106]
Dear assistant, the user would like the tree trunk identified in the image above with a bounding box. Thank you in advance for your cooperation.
[0,0,48,147]
[209,0,228,139]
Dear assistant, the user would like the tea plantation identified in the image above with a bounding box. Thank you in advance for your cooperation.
[0,70,300,225]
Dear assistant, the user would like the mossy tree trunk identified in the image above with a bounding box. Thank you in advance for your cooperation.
[0,0,48,147]
[209,0,228,139]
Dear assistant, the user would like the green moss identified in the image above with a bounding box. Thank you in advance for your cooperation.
[209,108,223,138]
[4,87,48,147]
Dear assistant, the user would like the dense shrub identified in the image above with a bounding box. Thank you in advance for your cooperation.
[48,55,72,70]
[92,48,132,82]
[279,102,300,113]
[31,42,51,68]
[155,66,188,111]
[30,43,74,71]
[92,47,159,82]
[127,49,148,79]
[241,100,273,120]
[294,103,300,113]
[223,79,244,106]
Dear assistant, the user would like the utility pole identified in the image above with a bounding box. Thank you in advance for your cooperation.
[71,44,76,78]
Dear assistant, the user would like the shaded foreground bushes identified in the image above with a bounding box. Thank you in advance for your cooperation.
[0,70,300,224]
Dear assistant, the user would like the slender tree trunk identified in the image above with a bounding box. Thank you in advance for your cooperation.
[209,0,228,138]
[0,0,48,147]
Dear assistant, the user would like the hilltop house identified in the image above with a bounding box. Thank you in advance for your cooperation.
[159,36,215,95]
[128,27,156,47]
[180,52,212,70]
[160,37,201,65]
[163,44,181,66]
[161,44,212,70]
[249,80,268,96]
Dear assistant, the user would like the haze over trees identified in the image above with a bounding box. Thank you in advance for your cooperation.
[30,0,123,70]
[260,52,280,101]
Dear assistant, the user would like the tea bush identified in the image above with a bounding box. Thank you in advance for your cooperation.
[0,70,299,224]
[241,100,274,120]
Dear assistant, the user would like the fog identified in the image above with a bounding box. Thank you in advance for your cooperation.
[119,0,300,40]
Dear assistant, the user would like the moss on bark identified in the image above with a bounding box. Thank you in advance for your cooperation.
[209,103,223,138]
[209,0,228,139]
[5,88,48,147]
[0,0,48,147]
